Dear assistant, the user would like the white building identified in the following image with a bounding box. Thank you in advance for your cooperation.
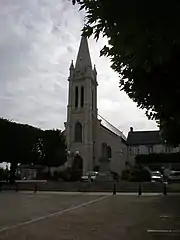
[127,127,180,166]
[64,36,127,175]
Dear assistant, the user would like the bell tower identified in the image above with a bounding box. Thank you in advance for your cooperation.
[65,36,98,174]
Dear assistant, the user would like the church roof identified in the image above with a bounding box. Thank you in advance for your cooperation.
[98,114,126,141]
[127,130,162,146]
[75,35,92,70]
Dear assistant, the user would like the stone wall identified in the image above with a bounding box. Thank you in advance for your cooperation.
[97,124,127,175]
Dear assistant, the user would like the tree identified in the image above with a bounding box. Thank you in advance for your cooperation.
[0,118,67,182]
[71,0,180,145]
[40,129,67,168]
[0,118,43,182]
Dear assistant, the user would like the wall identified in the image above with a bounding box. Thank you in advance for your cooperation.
[97,123,127,175]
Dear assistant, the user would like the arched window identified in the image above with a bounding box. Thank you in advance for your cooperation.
[92,90,94,110]
[74,122,82,142]
[75,86,78,108]
[81,86,84,107]
[107,146,112,158]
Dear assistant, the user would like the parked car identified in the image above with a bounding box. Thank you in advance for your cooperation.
[81,171,98,182]
[168,171,180,183]
[151,171,163,182]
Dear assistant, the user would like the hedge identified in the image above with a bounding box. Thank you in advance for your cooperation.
[136,153,180,164]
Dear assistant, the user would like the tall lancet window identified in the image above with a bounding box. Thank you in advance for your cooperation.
[74,122,82,142]
[81,86,84,107]
[75,86,78,108]
[92,90,94,110]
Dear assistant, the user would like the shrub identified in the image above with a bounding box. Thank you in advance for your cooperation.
[121,170,130,180]
[136,153,180,164]
[130,168,151,182]
[52,170,59,181]
[58,168,70,181]
[0,168,9,181]
[93,165,100,172]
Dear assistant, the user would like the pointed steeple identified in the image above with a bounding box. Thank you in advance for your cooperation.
[75,35,92,70]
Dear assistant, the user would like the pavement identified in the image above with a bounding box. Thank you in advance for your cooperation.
[0,192,180,239]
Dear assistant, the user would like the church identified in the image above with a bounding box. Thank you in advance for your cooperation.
[64,36,127,176]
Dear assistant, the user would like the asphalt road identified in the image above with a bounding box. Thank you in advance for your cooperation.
[0,192,180,239]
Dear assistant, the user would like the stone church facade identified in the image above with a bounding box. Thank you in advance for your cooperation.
[64,36,127,175]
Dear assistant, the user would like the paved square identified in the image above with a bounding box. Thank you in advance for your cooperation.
[0,192,180,239]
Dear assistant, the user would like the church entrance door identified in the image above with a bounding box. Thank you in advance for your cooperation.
[72,155,83,180]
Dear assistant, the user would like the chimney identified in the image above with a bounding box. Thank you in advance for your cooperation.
[130,127,133,132]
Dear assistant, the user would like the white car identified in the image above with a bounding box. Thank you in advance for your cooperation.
[81,171,98,182]
[151,171,163,182]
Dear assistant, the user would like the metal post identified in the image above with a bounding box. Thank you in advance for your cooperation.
[34,183,37,193]
[15,183,18,192]
[163,182,167,195]
[138,183,142,196]
[113,183,116,195]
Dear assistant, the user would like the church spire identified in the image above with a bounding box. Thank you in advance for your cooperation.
[75,35,92,70]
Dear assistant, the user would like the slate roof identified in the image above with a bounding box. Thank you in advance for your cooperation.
[127,130,162,146]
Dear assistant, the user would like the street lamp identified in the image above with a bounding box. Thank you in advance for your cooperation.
[67,150,80,167]
[75,150,79,155]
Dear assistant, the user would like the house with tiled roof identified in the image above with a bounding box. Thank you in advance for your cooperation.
[127,127,180,166]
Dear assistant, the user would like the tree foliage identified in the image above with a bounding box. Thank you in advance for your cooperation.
[41,129,67,167]
[71,0,180,145]
[0,118,67,182]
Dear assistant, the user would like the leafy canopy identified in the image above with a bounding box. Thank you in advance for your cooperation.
[71,0,180,145]
[0,118,67,182]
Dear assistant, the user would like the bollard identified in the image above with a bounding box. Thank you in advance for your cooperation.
[138,183,142,196]
[15,183,18,192]
[163,182,167,195]
[113,183,116,195]
[34,183,37,193]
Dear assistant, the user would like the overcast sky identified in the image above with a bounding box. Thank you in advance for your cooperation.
[0,0,158,137]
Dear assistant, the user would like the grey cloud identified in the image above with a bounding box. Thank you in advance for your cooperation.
[0,0,157,136]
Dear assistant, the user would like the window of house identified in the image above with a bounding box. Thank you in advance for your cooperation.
[75,86,78,108]
[137,147,140,155]
[165,146,171,153]
[131,146,139,155]
[74,122,82,142]
[135,146,139,155]
[81,86,84,107]
[148,146,153,154]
